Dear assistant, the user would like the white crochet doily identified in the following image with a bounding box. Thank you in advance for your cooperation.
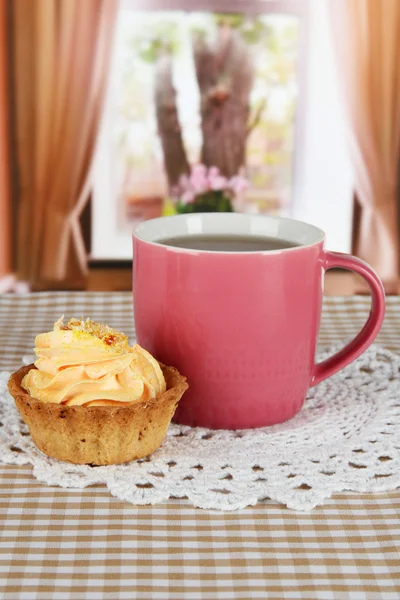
[0,345,399,511]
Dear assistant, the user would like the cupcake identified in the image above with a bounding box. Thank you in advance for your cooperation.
[8,317,188,465]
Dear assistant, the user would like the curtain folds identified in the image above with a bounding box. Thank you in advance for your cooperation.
[12,0,117,288]
[332,0,400,287]
[0,0,11,280]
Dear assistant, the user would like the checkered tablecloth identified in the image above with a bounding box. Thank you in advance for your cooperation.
[0,293,399,600]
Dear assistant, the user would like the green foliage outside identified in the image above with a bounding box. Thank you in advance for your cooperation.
[176,191,234,214]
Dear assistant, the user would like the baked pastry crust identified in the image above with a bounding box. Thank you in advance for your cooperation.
[8,363,188,465]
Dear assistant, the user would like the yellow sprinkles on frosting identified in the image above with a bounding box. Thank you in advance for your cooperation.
[54,316,129,352]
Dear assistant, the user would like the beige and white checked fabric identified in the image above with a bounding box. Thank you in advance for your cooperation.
[0,293,399,600]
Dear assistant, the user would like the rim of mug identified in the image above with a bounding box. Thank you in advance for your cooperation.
[133,213,325,254]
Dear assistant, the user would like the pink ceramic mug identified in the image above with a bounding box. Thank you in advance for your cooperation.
[133,213,385,429]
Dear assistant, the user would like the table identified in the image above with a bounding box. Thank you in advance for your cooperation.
[0,293,399,599]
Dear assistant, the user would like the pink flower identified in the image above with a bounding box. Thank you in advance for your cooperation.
[229,175,249,195]
[210,175,228,191]
[192,163,207,177]
[181,190,195,205]
[207,165,228,191]
[208,166,220,179]
[190,164,208,194]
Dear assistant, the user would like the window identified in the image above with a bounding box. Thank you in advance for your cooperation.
[92,0,308,259]
[92,0,352,259]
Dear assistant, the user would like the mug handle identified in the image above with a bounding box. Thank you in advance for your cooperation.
[311,251,386,387]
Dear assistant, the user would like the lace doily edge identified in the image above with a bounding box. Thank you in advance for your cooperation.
[1,451,399,511]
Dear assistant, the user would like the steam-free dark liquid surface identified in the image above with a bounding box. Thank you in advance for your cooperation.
[158,234,300,252]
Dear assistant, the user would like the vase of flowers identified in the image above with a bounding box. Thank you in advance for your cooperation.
[171,164,249,214]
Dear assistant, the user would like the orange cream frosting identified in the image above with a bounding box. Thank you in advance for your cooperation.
[21,317,166,406]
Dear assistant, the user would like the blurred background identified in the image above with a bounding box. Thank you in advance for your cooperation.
[0,0,399,294]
